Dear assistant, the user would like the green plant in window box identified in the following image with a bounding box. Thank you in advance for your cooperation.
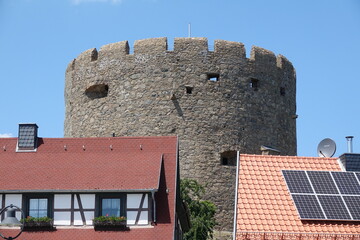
[21,216,54,230]
[93,215,128,231]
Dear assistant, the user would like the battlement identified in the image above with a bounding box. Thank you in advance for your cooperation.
[67,37,294,73]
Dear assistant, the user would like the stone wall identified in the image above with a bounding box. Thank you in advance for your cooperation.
[64,37,297,233]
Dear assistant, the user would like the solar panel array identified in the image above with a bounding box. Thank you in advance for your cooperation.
[282,170,360,221]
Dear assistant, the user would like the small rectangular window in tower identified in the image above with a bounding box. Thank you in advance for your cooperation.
[220,151,237,166]
[185,86,193,94]
[280,87,286,96]
[207,73,219,82]
[250,78,259,91]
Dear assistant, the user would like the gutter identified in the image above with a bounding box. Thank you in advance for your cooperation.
[233,151,240,240]
[0,189,158,193]
[151,189,157,223]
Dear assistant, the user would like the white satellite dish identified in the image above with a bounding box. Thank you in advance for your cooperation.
[317,138,336,157]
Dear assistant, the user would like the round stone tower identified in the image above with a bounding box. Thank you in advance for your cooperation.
[64,37,297,232]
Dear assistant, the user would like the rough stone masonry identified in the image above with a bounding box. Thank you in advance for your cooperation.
[64,37,297,234]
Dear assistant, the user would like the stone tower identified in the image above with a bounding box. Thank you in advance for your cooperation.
[64,37,297,232]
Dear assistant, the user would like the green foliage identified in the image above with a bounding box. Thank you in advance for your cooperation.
[180,179,216,240]
[21,216,52,223]
[93,215,126,222]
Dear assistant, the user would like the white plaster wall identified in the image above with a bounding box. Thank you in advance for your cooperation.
[74,194,95,209]
[54,212,71,225]
[5,194,22,207]
[127,194,148,208]
[54,194,71,209]
[127,194,149,225]
[126,211,137,225]
[138,211,148,225]
[73,211,94,225]
[126,211,148,225]
[84,211,94,225]
[5,194,22,220]
[73,212,83,225]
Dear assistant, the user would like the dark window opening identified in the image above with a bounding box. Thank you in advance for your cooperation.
[90,49,98,62]
[185,86,193,94]
[250,78,259,91]
[280,87,286,96]
[207,73,219,82]
[23,194,53,218]
[220,151,237,166]
[85,84,109,99]
[96,193,126,218]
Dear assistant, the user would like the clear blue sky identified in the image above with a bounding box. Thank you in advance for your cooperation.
[0,0,359,157]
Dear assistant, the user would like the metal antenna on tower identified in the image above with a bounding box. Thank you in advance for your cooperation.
[188,23,191,38]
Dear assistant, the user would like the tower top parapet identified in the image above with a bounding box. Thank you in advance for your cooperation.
[67,37,294,73]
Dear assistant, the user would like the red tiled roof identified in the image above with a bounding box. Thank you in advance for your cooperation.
[0,136,176,191]
[0,136,178,240]
[235,154,360,237]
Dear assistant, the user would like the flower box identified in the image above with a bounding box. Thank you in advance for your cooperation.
[93,216,129,231]
[22,217,55,231]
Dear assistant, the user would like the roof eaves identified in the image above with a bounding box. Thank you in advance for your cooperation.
[0,189,159,193]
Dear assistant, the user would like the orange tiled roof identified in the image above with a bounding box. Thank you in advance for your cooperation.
[236,154,360,237]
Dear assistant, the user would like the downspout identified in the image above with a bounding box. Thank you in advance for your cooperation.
[233,151,240,240]
[153,154,163,224]
[151,189,157,223]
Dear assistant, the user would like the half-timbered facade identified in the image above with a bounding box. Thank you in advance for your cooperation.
[0,124,189,240]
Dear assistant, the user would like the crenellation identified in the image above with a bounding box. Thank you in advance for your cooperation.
[214,40,246,59]
[174,37,208,53]
[64,37,297,237]
[276,54,294,72]
[99,41,130,59]
[66,59,76,73]
[134,37,167,54]
[76,48,98,64]
[250,46,277,66]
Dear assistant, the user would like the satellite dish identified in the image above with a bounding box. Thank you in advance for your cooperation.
[317,138,336,157]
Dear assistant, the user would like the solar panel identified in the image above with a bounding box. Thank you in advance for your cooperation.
[343,196,360,220]
[332,172,360,195]
[282,170,360,221]
[318,195,351,220]
[292,195,325,219]
[307,171,338,194]
[282,170,313,193]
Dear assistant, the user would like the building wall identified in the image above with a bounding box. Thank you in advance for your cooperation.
[0,193,149,226]
[64,37,297,231]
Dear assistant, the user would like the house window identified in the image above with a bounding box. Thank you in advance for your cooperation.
[97,194,125,217]
[29,199,48,218]
[23,194,53,218]
[102,198,121,217]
